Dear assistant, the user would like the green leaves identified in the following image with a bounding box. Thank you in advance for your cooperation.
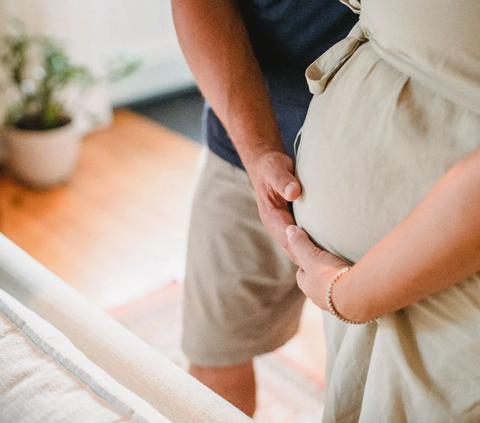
[40,39,96,90]
[106,51,142,83]
[1,21,140,131]
[0,25,94,130]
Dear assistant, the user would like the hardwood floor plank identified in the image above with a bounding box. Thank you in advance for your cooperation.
[0,109,201,308]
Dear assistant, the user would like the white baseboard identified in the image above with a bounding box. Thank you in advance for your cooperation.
[109,38,196,107]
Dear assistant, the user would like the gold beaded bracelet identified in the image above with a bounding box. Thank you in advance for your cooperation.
[326,267,376,325]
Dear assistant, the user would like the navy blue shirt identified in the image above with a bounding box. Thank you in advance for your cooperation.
[205,0,358,169]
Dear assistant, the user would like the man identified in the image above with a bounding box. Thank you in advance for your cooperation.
[171,0,357,417]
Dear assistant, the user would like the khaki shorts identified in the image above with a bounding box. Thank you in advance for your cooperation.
[182,149,304,367]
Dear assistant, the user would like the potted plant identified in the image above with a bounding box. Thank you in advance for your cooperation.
[0,22,140,189]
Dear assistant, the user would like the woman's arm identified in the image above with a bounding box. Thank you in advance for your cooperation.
[287,144,480,322]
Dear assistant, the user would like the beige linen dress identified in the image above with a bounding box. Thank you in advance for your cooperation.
[293,1,480,422]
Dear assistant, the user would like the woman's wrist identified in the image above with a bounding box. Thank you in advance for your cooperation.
[328,267,377,324]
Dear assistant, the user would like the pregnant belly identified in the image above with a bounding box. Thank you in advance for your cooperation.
[292,44,480,264]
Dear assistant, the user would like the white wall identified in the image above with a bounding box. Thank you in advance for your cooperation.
[0,0,194,104]
[0,0,195,163]
[104,0,195,106]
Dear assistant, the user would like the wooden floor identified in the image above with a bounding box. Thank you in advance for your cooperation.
[0,109,326,382]
[0,109,201,308]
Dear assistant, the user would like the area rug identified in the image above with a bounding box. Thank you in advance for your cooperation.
[107,281,325,422]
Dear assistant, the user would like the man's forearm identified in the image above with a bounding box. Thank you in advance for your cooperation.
[171,0,284,167]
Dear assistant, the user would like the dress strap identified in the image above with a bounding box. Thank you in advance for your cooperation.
[305,22,368,95]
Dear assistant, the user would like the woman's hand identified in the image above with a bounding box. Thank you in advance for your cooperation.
[286,225,350,310]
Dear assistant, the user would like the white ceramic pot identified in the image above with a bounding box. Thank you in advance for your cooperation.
[5,121,82,189]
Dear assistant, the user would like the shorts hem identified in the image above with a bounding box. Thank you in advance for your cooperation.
[182,330,299,368]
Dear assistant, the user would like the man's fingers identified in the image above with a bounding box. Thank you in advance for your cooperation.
[286,225,320,268]
[263,206,296,249]
[295,268,306,289]
[284,179,301,202]
[281,245,301,267]
[263,157,301,202]
[264,211,300,265]
[259,203,302,266]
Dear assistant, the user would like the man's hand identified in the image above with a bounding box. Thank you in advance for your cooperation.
[246,151,302,262]
[172,0,300,259]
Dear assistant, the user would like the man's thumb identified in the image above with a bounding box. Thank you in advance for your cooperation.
[284,180,301,201]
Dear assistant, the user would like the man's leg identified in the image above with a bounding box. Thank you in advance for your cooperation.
[189,361,256,417]
[182,149,304,416]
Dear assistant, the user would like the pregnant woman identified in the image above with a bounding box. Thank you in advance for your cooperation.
[288,0,480,421]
